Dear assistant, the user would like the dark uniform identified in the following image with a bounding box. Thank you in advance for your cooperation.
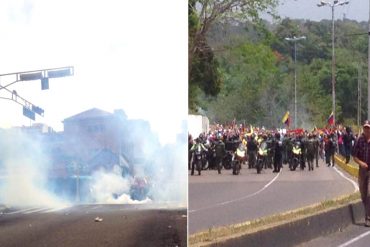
[313,134,320,167]
[324,135,334,167]
[343,127,355,164]
[214,139,225,174]
[300,135,306,170]
[305,136,316,171]
[285,136,293,166]
[273,133,283,173]
[247,136,258,169]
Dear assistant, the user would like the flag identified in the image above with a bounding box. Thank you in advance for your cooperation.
[282,111,290,127]
[327,112,334,126]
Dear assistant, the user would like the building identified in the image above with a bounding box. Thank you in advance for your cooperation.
[61,108,131,173]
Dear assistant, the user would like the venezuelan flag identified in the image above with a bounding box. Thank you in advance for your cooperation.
[327,112,334,126]
[281,111,290,127]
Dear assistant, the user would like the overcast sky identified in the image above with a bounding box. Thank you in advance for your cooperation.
[276,0,368,22]
[0,0,187,145]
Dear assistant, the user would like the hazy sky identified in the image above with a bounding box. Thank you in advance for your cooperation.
[276,0,368,22]
[0,0,187,145]
[0,0,365,145]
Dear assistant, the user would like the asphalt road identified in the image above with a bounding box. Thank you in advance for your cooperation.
[189,160,357,234]
[300,223,370,247]
[0,204,187,247]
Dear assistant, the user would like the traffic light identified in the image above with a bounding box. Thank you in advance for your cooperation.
[41,77,49,90]
[32,105,44,116]
[23,106,35,120]
[19,72,43,81]
[47,68,72,78]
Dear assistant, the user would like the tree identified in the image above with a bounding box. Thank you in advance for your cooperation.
[189,0,279,111]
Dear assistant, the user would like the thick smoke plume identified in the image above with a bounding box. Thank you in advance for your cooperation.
[0,129,69,208]
[0,115,187,208]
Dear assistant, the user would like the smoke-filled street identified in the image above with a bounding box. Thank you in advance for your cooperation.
[189,160,357,234]
[0,204,187,247]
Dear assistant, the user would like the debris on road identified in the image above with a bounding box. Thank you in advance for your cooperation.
[94,217,103,222]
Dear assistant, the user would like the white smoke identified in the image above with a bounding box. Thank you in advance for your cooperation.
[88,119,187,207]
[89,165,151,204]
[0,117,187,208]
[0,129,69,208]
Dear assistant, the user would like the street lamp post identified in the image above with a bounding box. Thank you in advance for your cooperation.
[285,36,306,129]
[317,0,349,125]
[0,66,74,121]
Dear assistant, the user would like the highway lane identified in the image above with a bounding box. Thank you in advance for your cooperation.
[300,223,370,247]
[189,160,357,234]
[0,204,186,247]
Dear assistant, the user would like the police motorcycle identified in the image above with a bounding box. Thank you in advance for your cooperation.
[265,137,274,169]
[256,141,268,174]
[290,141,302,171]
[247,136,258,169]
[233,143,246,175]
[207,142,217,170]
[223,139,239,170]
[200,139,211,170]
[194,144,204,175]
[222,151,233,170]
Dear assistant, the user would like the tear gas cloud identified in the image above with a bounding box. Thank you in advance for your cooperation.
[0,116,187,208]
[0,129,69,208]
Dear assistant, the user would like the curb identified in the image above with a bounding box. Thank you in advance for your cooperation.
[206,200,364,247]
[334,155,358,178]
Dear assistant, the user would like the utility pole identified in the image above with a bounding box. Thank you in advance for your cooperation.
[317,0,350,124]
[358,64,362,126]
[285,36,306,128]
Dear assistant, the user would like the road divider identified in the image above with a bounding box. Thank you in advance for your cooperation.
[189,192,362,247]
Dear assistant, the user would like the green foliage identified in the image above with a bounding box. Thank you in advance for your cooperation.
[190,14,368,128]
[188,0,279,112]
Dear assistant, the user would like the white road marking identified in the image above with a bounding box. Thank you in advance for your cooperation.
[90,205,102,210]
[5,207,40,215]
[23,207,51,214]
[42,206,70,213]
[189,171,281,214]
[5,205,72,214]
[337,230,370,247]
[333,166,359,192]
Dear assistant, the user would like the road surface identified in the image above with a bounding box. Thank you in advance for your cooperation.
[189,160,357,234]
[0,204,186,247]
[300,223,370,247]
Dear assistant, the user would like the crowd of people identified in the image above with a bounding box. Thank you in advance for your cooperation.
[188,123,357,176]
[188,120,370,228]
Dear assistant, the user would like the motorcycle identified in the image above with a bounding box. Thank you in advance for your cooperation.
[222,150,234,170]
[256,142,268,174]
[193,145,204,175]
[248,150,257,169]
[233,145,246,175]
[290,142,302,171]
